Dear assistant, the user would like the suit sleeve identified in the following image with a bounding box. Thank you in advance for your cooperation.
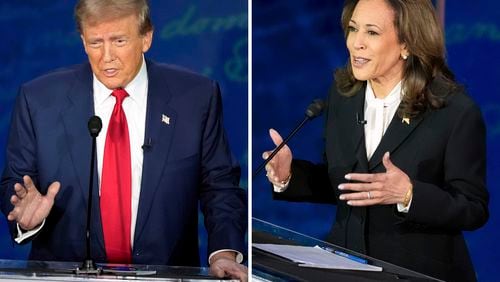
[0,86,40,241]
[406,102,489,231]
[272,160,336,203]
[198,81,247,259]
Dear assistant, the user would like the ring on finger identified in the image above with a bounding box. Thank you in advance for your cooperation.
[367,191,371,199]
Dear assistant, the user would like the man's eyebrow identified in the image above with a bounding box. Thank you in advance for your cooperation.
[87,37,103,42]
[109,35,129,40]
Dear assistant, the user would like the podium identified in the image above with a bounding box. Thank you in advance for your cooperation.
[0,259,239,281]
[252,218,443,282]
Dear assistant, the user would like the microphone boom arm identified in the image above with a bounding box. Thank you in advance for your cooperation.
[253,99,325,179]
[253,116,310,178]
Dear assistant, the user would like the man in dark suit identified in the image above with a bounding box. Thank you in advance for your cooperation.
[0,0,247,280]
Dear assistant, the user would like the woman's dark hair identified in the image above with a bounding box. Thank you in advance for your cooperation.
[335,0,457,118]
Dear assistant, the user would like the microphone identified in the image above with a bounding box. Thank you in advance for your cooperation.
[88,116,102,137]
[75,116,103,274]
[305,99,325,119]
[142,138,152,150]
[356,113,367,125]
[253,99,326,178]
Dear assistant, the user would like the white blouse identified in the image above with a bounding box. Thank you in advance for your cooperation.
[364,80,402,160]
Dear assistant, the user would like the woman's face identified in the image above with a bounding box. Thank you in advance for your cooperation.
[346,0,407,85]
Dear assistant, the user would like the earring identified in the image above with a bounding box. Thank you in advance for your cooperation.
[402,54,408,60]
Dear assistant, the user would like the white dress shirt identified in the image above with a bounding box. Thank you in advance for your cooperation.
[364,80,401,160]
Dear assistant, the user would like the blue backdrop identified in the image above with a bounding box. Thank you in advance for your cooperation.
[0,1,247,266]
[252,0,499,281]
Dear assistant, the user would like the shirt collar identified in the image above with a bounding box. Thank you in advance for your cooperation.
[365,80,403,107]
[93,56,148,106]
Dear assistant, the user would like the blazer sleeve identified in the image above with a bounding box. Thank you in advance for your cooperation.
[405,101,489,231]
[198,81,247,258]
[272,160,336,203]
[0,86,40,241]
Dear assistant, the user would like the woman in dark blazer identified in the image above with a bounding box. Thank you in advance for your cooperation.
[263,0,489,281]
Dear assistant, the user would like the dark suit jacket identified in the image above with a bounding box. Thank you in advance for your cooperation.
[274,79,489,281]
[0,60,246,266]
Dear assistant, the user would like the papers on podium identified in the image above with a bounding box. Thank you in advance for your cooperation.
[253,243,383,272]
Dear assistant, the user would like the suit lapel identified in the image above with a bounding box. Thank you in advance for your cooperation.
[339,86,368,171]
[134,61,177,245]
[368,109,425,170]
[335,86,369,253]
[60,64,105,254]
[60,64,94,206]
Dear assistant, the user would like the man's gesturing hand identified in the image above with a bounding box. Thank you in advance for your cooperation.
[7,175,60,230]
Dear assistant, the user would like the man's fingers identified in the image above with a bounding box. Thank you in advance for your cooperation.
[46,182,61,201]
[210,265,226,278]
[8,192,23,221]
[209,260,247,282]
[23,175,35,191]
[269,128,284,146]
[10,195,19,205]
[14,183,27,199]
[7,212,16,221]
[7,178,58,229]
[10,206,23,222]
[225,264,248,281]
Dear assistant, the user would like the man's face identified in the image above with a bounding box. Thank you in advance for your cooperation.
[80,14,153,89]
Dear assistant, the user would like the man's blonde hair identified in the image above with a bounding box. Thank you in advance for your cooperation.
[75,0,153,35]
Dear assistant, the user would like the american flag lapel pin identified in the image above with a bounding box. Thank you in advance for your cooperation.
[162,114,170,125]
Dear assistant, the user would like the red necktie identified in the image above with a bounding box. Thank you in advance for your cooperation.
[100,88,132,263]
